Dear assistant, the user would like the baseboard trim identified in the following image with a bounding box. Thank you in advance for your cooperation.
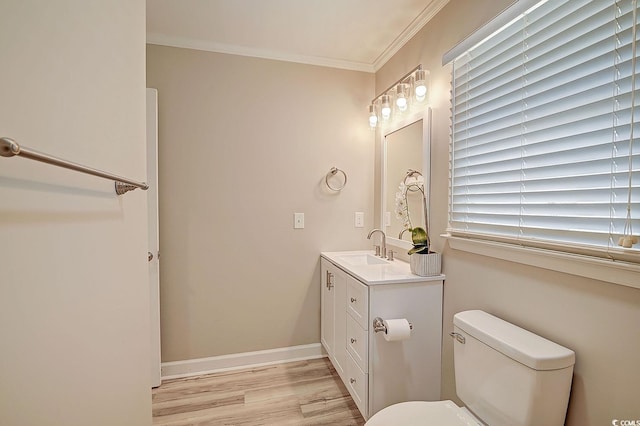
[161,343,327,380]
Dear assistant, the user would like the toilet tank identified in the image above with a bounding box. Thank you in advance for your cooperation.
[452,310,575,426]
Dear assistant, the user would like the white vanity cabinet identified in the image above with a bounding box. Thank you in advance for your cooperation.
[320,252,444,420]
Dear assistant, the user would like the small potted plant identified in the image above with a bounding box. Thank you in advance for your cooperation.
[407,226,441,276]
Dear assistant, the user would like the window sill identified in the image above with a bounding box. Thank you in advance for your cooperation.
[442,234,640,290]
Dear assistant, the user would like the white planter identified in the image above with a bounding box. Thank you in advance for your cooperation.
[409,252,442,276]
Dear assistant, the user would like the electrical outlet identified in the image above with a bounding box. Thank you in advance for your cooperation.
[294,212,304,229]
[355,212,364,228]
[384,211,391,227]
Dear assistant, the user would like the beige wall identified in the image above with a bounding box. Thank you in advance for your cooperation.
[0,1,150,425]
[147,45,374,361]
[377,0,640,424]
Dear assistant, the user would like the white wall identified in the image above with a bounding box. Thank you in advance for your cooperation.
[0,1,151,425]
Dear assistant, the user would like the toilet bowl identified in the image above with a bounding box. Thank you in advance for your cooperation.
[365,310,575,426]
[365,400,482,426]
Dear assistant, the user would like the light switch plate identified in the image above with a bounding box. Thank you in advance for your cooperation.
[294,212,304,229]
[355,212,364,228]
[384,211,391,227]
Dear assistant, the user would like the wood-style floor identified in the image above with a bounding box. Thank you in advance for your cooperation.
[152,357,366,426]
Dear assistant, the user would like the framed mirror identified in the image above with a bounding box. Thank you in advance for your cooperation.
[380,108,431,250]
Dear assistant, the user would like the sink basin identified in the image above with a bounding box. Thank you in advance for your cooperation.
[336,254,389,266]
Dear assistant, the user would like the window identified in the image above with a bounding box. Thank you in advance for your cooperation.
[447,0,639,264]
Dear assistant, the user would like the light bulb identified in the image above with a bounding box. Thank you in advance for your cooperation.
[414,69,427,102]
[381,95,391,120]
[368,104,378,129]
[396,84,408,111]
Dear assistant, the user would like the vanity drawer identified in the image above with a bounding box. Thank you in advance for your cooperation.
[346,276,368,329]
[347,314,368,372]
[346,351,368,418]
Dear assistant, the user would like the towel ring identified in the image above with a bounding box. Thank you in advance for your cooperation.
[325,167,347,191]
[403,169,423,191]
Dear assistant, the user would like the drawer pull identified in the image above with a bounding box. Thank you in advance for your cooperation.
[350,297,357,303]
[350,338,356,344]
[350,378,356,384]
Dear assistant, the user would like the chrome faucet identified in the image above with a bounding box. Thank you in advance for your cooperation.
[399,228,411,240]
[367,228,387,258]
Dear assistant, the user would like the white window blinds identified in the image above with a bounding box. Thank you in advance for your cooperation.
[449,0,639,262]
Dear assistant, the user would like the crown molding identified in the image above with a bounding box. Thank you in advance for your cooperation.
[146,33,375,73]
[147,0,449,74]
[373,0,450,71]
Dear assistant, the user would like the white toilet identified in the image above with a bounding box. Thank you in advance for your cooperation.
[365,310,575,426]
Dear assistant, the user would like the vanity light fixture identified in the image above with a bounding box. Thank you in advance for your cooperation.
[367,64,428,128]
[414,69,427,102]
[380,95,392,121]
[396,83,408,112]
[369,104,378,129]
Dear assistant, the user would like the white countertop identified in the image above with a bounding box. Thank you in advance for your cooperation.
[321,250,445,285]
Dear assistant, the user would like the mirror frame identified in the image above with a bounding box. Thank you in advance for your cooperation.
[379,107,432,251]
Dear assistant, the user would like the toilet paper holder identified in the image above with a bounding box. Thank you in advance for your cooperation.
[373,317,413,333]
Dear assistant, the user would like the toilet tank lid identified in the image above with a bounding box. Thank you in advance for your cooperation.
[453,310,575,371]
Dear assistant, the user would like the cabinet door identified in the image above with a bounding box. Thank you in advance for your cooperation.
[321,259,347,380]
[320,259,335,358]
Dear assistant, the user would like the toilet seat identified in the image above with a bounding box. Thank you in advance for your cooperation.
[365,400,482,426]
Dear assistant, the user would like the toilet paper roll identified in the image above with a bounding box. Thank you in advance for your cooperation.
[383,318,412,342]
